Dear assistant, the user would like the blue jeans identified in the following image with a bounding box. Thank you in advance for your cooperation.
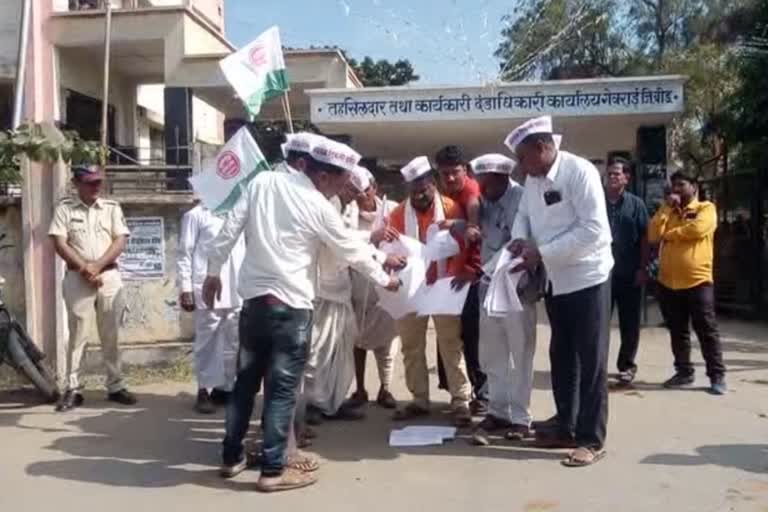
[222,295,312,476]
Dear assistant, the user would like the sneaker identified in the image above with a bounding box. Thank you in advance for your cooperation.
[195,389,216,414]
[219,457,248,479]
[107,389,138,405]
[55,390,84,412]
[210,389,231,406]
[709,378,728,395]
[662,373,695,388]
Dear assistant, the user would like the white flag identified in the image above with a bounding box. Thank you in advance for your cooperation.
[189,127,268,213]
[219,26,289,118]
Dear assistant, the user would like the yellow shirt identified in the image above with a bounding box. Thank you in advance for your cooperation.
[48,197,130,262]
[647,199,717,290]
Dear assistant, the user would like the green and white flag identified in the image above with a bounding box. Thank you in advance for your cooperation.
[219,26,289,118]
[189,127,270,213]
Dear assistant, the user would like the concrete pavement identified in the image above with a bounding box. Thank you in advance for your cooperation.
[1,317,767,512]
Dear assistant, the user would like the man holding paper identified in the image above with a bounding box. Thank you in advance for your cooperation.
[203,137,401,492]
[388,156,473,426]
[467,154,539,443]
[506,116,613,468]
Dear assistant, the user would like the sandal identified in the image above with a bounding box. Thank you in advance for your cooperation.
[346,390,369,408]
[561,446,607,467]
[376,388,397,409]
[286,451,320,472]
[392,402,430,421]
[255,467,318,493]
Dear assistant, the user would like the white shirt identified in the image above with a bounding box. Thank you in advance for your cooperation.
[207,171,391,310]
[177,205,245,309]
[511,151,614,296]
[316,197,359,304]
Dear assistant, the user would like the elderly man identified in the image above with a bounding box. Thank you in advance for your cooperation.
[204,137,401,492]
[177,201,245,413]
[465,154,539,443]
[49,165,135,411]
[348,169,401,409]
[648,171,726,395]
[507,116,613,467]
[434,145,487,414]
[605,157,650,386]
[388,156,473,426]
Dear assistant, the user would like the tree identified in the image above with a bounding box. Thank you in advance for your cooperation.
[347,56,419,87]
[494,0,635,80]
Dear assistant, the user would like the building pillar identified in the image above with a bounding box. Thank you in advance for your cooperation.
[21,0,68,381]
[163,87,193,190]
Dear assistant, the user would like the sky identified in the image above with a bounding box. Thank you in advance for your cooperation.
[224,0,516,86]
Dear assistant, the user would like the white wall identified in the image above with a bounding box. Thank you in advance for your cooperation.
[0,0,21,79]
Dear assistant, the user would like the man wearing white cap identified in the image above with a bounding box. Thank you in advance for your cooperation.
[203,137,402,492]
[506,116,613,467]
[274,132,323,174]
[348,168,401,409]
[388,156,473,426]
[177,199,245,414]
[303,165,372,422]
[464,154,541,444]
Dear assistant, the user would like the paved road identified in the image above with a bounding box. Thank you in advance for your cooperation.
[1,317,767,512]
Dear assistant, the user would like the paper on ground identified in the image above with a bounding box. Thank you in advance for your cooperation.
[415,277,471,316]
[389,426,457,447]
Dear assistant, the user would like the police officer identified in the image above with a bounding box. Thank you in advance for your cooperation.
[49,164,136,411]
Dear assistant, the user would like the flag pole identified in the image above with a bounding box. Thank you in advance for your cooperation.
[281,91,294,133]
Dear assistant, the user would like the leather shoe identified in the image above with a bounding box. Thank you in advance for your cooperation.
[195,389,216,414]
[55,390,84,412]
[210,388,231,406]
[107,389,137,405]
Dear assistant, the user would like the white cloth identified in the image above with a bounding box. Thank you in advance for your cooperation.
[310,138,361,172]
[404,195,446,276]
[193,309,239,391]
[511,151,614,296]
[482,251,524,317]
[207,171,390,310]
[401,156,431,182]
[304,298,358,415]
[177,205,245,309]
[281,132,322,158]
[317,198,358,303]
[505,115,561,154]
[479,304,537,425]
[273,161,298,174]
[350,165,371,192]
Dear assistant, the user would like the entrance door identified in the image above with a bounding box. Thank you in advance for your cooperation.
[65,90,115,145]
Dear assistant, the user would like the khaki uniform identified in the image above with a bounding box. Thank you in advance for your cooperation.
[49,197,130,393]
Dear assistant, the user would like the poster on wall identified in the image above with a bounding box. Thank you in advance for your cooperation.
[119,217,165,280]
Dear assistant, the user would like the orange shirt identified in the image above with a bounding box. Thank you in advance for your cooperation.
[389,195,467,282]
[445,176,482,275]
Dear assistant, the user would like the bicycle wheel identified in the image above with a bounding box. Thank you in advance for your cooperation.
[6,329,59,402]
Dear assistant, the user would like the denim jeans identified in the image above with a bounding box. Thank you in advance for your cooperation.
[222,295,312,476]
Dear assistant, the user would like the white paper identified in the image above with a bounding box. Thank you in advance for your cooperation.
[376,256,426,320]
[380,235,425,260]
[424,226,460,262]
[483,253,525,317]
[415,277,471,316]
[389,426,457,447]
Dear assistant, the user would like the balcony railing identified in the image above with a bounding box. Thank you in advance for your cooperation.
[66,1,191,12]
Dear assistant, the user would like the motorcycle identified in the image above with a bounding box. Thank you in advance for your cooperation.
[0,234,59,402]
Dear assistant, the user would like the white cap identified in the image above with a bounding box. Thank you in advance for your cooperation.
[363,166,375,184]
[281,132,322,158]
[400,156,432,183]
[470,154,517,175]
[504,115,562,154]
[310,139,361,172]
[350,165,371,192]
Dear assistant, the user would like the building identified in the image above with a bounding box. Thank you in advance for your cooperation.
[0,0,689,379]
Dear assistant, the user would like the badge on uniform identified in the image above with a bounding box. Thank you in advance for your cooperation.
[544,190,562,206]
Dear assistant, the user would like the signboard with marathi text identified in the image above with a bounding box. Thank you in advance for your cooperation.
[309,77,685,124]
[119,217,165,280]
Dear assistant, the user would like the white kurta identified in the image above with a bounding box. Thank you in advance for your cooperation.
[177,205,245,390]
[305,198,360,415]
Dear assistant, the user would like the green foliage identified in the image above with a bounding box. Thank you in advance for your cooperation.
[346,56,419,87]
[248,120,319,164]
[0,123,105,184]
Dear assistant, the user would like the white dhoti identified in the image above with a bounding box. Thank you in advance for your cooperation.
[304,298,358,415]
[350,271,399,388]
[479,304,537,426]
[193,308,239,391]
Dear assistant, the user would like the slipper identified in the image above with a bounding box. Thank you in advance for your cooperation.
[376,389,397,409]
[561,447,607,467]
[286,451,320,472]
[255,468,318,493]
[346,390,369,408]
[392,403,430,421]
